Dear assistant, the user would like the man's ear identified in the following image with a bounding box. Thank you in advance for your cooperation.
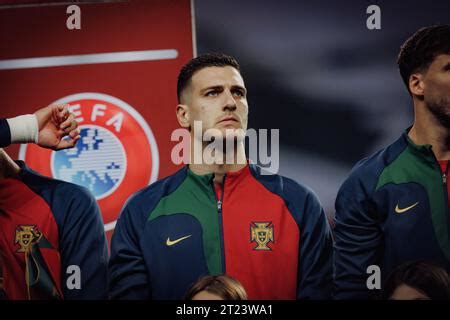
[409,73,425,97]
[176,104,190,128]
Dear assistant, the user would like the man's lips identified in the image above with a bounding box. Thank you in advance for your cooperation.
[218,116,239,124]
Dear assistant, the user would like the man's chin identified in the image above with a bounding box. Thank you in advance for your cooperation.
[427,99,450,128]
[203,127,244,143]
[432,114,450,129]
[219,125,245,133]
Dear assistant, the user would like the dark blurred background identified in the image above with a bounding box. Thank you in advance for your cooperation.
[195,0,450,220]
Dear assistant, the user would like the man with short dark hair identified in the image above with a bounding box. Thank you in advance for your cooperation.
[109,53,333,300]
[334,25,450,299]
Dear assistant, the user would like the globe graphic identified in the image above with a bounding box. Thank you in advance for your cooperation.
[52,125,127,199]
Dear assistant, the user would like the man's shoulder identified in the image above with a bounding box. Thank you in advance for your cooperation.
[249,165,326,229]
[339,134,408,196]
[19,161,95,204]
[249,164,319,204]
[18,162,101,232]
[124,166,188,210]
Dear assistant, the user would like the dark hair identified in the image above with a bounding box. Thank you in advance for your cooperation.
[185,274,248,300]
[397,25,450,94]
[177,53,241,103]
[382,261,450,300]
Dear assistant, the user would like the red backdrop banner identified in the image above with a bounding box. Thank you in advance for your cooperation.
[0,0,195,242]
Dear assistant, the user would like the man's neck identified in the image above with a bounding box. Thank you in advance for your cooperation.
[189,140,247,184]
[408,104,450,160]
[190,162,247,184]
[0,149,21,180]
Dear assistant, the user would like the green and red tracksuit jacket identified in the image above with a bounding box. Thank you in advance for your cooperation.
[334,129,450,299]
[109,164,333,300]
[0,161,109,300]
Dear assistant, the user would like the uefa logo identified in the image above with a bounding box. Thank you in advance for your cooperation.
[19,93,159,232]
[51,124,127,200]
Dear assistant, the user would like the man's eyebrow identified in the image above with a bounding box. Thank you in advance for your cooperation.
[200,85,224,93]
[231,85,247,93]
[200,84,247,94]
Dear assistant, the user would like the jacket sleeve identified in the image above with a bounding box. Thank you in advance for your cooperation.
[0,118,11,148]
[333,174,382,299]
[295,186,334,300]
[108,197,151,299]
[56,184,109,299]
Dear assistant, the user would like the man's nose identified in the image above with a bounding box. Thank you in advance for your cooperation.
[223,90,237,111]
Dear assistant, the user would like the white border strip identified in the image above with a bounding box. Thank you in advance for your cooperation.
[0,1,124,9]
[0,49,178,70]
[190,0,197,58]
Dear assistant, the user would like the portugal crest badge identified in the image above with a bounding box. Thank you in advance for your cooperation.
[250,222,274,251]
[15,225,42,253]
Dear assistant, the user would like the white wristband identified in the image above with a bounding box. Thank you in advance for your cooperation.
[6,114,39,144]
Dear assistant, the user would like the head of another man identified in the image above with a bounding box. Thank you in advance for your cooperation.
[398,25,450,128]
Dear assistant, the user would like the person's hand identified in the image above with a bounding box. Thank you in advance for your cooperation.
[34,104,80,150]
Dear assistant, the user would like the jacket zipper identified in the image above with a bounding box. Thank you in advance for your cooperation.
[213,175,226,273]
[440,160,448,211]
[425,152,450,262]
[443,160,449,186]
[429,152,449,216]
[444,160,449,215]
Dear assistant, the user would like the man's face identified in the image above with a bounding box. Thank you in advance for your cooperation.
[182,66,248,135]
[422,53,450,128]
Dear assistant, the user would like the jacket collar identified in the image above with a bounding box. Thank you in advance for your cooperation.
[186,163,251,190]
[402,127,437,165]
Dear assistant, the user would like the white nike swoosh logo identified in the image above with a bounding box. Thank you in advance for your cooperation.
[166,235,192,246]
[395,202,419,214]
